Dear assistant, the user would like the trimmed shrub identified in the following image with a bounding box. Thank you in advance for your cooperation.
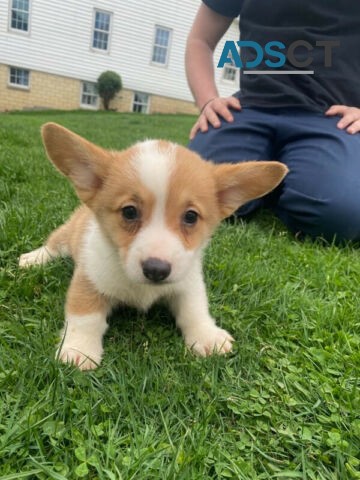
[96,71,122,110]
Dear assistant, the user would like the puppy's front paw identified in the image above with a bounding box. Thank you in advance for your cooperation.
[56,341,103,370]
[185,326,234,356]
[19,247,53,268]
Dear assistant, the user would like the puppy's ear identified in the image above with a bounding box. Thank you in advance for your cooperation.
[214,161,288,219]
[41,122,111,203]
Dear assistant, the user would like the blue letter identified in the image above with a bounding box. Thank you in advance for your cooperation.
[265,41,286,68]
[217,41,242,68]
[237,41,264,68]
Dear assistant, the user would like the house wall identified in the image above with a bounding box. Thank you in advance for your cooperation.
[0,65,79,111]
[0,0,239,112]
[0,64,200,114]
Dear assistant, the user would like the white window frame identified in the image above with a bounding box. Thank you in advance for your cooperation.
[8,0,31,34]
[91,9,112,53]
[222,64,237,83]
[151,26,172,67]
[8,66,30,89]
[221,51,238,84]
[80,81,99,109]
[132,92,150,114]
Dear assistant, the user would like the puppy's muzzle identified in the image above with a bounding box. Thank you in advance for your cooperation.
[142,257,171,283]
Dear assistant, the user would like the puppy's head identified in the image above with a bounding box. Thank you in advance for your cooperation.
[42,123,288,284]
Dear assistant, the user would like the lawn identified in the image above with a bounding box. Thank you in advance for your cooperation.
[0,110,359,479]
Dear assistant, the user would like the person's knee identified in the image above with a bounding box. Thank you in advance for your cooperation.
[187,130,210,158]
[187,126,232,163]
[275,190,360,243]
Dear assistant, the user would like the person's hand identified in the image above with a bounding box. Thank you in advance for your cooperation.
[325,105,360,134]
[190,96,241,140]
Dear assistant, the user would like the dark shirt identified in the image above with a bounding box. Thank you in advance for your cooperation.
[203,0,360,111]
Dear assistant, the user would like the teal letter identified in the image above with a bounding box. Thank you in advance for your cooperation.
[237,41,264,68]
[265,41,286,68]
[217,41,242,68]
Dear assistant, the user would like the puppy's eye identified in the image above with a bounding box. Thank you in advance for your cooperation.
[121,205,139,221]
[183,209,198,226]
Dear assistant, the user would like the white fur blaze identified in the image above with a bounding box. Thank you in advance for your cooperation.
[134,140,177,201]
[125,140,193,283]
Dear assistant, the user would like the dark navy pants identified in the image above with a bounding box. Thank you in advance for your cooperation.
[189,107,360,243]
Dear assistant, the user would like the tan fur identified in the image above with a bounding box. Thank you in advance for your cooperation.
[93,148,156,257]
[165,146,288,250]
[166,146,220,250]
[46,206,91,262]
[66,268,109,316]
[213,161,289,219]
[41,123,111,204]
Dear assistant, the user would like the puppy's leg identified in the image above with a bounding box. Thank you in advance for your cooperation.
[57,268,111,370]
[19,223,70,268]
[170,274,234,356]
[19,206,89,268]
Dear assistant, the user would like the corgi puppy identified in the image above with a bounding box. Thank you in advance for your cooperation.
[19,123,288,370]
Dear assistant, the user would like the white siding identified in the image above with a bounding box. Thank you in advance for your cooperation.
[0,0,240,102]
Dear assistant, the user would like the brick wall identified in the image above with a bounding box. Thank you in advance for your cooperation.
[0,65,199,115]
[0,65,79,111]
[150,95,198,115]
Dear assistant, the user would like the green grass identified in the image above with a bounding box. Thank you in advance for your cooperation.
[0,110,359,479]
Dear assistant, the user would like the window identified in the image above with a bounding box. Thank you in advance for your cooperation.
[9,67,30,88]
[10,0,30,32]
[92,10,111,51]
[81,82,98,108]
[132,92,149,113]
[151,26,171,65]
[222,53,237,82]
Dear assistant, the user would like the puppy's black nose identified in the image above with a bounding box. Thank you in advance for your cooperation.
[142,257,171,283]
